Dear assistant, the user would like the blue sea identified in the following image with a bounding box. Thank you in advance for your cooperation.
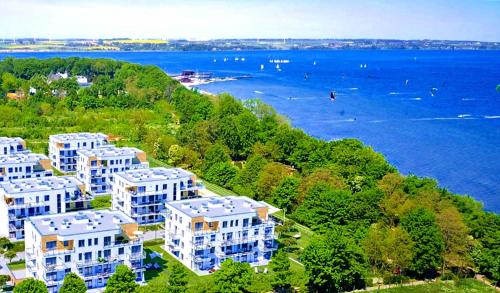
[1,50,499,212]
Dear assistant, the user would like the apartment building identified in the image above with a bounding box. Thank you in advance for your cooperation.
[112,167,202,225]
[0,153,53,182]
[0,176,90,241]
[0,137,27,155]
[76,146,149,196]
[25,210,145,293]
[49,133,109,173]
[164,196,277,274]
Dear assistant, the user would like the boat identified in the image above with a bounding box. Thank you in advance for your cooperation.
[241,58,245,62]
[276,64,280,69]
[330,91,336,101]
[313,61,317,66]
[260,64,264,70]
[213,59,217,63]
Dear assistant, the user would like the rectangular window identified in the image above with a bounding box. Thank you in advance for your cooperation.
[230,220,234,227]
[195,222,203,231]
[222,221,227,228]
[44,195,50,201]
[46,241,56,250]
[88,239,92,246]
[78,240,85,247]
[94,238,98,245]
[119,247,124,255]
[65,255,71,263]
[243,218,249,227]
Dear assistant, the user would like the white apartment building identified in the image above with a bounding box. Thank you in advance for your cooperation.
[25,210,145,293]
[0,153,53,183]
[49,133,109,173]
[77,146,149,196]
[0,176,90,241]
[164,196,277,274]
[0,137,27,155]
[112,167,202,225]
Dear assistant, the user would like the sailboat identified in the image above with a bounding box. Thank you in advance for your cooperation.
[313,61,317,66]
[260,64,264,70]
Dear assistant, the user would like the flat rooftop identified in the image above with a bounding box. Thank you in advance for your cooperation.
[29,209,135,236]
[0,176,82,195]
[0,153,48,165]
[167,196,267,219]
[113,167,194,184]
[50,132,108,142]
[77,146,143,158]
[0,137,24,145]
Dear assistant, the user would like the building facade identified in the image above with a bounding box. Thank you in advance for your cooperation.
[112,167,202,225]
[0,137,27,155]
[25,210,145,293]
[0,153,53,182]
[77,146,149,196]
[49,133,109,173]
[164,196,276,274]
[0,176,90,241]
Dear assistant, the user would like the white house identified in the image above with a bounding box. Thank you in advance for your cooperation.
[0,153,53,183]
[25,209,145,293]
[49,133,109,173]
[111,167,202,225]
[0,137,27,155]
[76,146,149,196]
[164,196,277,274]
[0,176,90,241]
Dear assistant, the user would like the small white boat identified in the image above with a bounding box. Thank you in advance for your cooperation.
[235,57,239,61]
[241,58,245,62]
[260,64,264,70]
[313,61,317,65]
[276,64,280,69]
[213,59,217,63]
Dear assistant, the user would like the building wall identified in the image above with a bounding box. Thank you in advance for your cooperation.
[49,135,108,173]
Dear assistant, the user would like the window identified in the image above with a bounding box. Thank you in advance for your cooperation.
[65,255,71,263]
[195,222,203,231]
[104,236,111,246]
[235,220,239,226]
[222,221,228,228]
[243,218,249,227]
[104,249,111,258]
[78,240,85,247]
[44,195,50,201]
[88,239,92,246]
[46,241,56,250]
[94,238,98,245]
[210,234,216,242]
[230,220,234,227]
[63,241,69,247]
[118,247,124,255]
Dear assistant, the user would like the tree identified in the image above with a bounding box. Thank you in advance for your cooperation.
[302,229,368,292]
[104,265,138,293]
[13,278,48,293]
[202,143,231,173]
[213,259,252,293]
[167,262,188,293]
[0,275,10,288]
[271,176,300,212]
[255,162,291,200]
[271,250,291,292]
[436,204,472,274]
[401,207,444,278]
[4,250,16,263]
[204,162,238,189]
[59,272,86,293]
[0,237,12,250]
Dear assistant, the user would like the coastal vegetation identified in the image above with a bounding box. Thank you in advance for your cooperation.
[1,57,499,292]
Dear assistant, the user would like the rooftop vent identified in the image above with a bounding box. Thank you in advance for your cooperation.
[181,203,191,209]
[112,216,122,224]
[41,218,52,225]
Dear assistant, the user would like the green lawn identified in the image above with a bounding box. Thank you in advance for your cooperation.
[7,260,26,271]
[379,279,497,293]
[90,195,112,209]
[272,210,315,262]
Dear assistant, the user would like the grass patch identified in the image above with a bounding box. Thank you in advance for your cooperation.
[139,224,163,232]
[379,279,497,293]
[11,241,25,253]
[7,260,25,271]
[90,195,112,209]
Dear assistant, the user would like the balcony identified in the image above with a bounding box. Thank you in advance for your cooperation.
[76,256,124,268]
[216,248,255,258]
[219,237,256,246]
[180,182,204,191]
[43,262,67,272]
[128,251,146,261]
[193,255,212,263]
[251,220,276,230]
[9,224,23,231]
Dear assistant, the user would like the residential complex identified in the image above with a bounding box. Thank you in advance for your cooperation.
[49,133,109,173]
[164,196,277,274]
[0,176,90,240]
[25,210,145,293]
[0,153,53,182]
[77,146,149,196]
[0,137,27,155]
[111,167,202,225]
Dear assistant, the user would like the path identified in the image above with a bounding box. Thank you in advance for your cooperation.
[288,257,304,267]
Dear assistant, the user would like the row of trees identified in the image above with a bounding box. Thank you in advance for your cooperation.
[1,57,499,291]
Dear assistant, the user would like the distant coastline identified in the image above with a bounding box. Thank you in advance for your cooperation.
[1,38,500,52]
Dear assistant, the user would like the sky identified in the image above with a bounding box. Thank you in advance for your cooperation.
[1,0,500,41]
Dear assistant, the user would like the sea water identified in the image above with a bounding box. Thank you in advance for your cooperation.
[1,50,499,212]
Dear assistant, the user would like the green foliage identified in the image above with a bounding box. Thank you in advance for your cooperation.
[13,278,48,293]
[104,265,138,293]
[213,259,252,293]
[401,207,445,277]
[302,229,368,292]
[202,143,231,173]
[271,250,292,292]
[271,176,300,212]
[166,262,188,293]
[4,250,17,263]
[204,162,238,188]
[59,273,86,293]
[0,275,10,287]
